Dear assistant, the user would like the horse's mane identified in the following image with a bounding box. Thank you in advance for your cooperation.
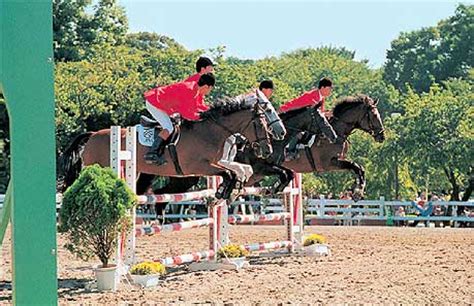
[200,95,252,119]
[279,106,311,121]
[332,94,372,117]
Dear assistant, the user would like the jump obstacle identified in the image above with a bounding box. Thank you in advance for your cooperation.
[110,126,304,270]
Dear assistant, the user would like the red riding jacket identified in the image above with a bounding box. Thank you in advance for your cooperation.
[183,72,201,83]
[144,81,209,121]
[279,89,325,113]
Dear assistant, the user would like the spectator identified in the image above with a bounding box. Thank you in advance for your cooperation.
[395,206,407,226]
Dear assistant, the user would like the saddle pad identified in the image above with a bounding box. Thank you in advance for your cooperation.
[136,124,154,147]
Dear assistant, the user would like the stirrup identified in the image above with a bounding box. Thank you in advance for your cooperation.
[285,150,299,162]
[144,153,167,165]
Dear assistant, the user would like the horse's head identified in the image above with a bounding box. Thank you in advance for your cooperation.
[244,90,285,159]
[332,95,385,143]
[358,96,385,143]
[254,89,286,141]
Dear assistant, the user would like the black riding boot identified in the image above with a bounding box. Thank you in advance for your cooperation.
[144,134,167,165]
[314,108,338,143]
[285,133,303,161]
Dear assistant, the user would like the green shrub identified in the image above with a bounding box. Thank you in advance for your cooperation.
[59,164,136,267]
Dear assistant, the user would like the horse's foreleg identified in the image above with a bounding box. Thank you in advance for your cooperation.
[271,165,295,194]
[331,158,366,201]
[215,171,237,200]
[215,134,254,199]
[136,173,156,195]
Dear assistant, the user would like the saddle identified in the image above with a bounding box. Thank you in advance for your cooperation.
[139,115,183,174]
[140,115,181,145]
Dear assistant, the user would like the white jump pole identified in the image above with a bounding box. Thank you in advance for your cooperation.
[293,173,304,247]
[110,125,137,267]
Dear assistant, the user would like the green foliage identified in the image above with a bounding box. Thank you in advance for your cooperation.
[130,262,166,275]
[125,32,183,51]
[53,0,128,61]
[394,79,473,199]
[384,4,473,93]
[58,165,136,267]
[55,44,153,149]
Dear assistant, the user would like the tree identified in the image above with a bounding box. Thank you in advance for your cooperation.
[125,32,183,51]
[396,79,473,200]
[55,45,154,149]
[53,0,128,61]
[384,4,473,93]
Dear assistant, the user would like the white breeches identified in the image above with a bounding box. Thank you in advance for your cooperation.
[146,102,174,133]
[217,134,253,183]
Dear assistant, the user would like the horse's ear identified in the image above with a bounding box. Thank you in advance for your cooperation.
[374,98,379,106]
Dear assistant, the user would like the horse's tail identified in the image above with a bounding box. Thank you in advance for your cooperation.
[56,132,94,193]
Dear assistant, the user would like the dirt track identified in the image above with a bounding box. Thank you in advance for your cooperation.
[1,226,473,304]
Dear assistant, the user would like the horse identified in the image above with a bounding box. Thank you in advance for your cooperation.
[234,105,339,194]
[58,90,286,200]
[159,95,385,201]
[279,95,385,200]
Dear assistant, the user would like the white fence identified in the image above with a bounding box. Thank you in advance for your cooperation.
[1,195,473,225]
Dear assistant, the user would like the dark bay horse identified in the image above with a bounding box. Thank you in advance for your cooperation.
[58,90,286,199]
[161,95,385,200]
[235,106,339,194]
[274,95,385,199]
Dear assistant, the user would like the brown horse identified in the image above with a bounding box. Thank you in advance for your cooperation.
[58,90,286,199]
[160,95,385,201]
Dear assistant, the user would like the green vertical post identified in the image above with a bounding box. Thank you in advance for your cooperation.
[0,1,58,304]
[0,182,12,244]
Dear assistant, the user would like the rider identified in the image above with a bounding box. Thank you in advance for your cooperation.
[259,79,274,99]
[279,77,339,160]
[279,77,332,113]
[143,73,216,165]
[183,56,214,83]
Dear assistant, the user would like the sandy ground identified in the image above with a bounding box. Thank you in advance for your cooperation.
[1,225,473,304]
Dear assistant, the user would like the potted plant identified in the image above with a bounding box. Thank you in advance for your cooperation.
[217,244,250,269]
[303,234,330,256]
[130,262,166,288]
[59,165,136,291]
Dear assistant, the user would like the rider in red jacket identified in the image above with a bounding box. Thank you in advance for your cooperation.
[279,77,340,161]
[279,77,332,113]
[143,73,215,165]
[183,56,214,83]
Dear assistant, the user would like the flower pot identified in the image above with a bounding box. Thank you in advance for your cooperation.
[221,257,247,269]
[305,243,330,256]
[131,274,160,288]
[94,264,119,291]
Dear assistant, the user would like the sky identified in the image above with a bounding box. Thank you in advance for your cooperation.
[118,1,464,68]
